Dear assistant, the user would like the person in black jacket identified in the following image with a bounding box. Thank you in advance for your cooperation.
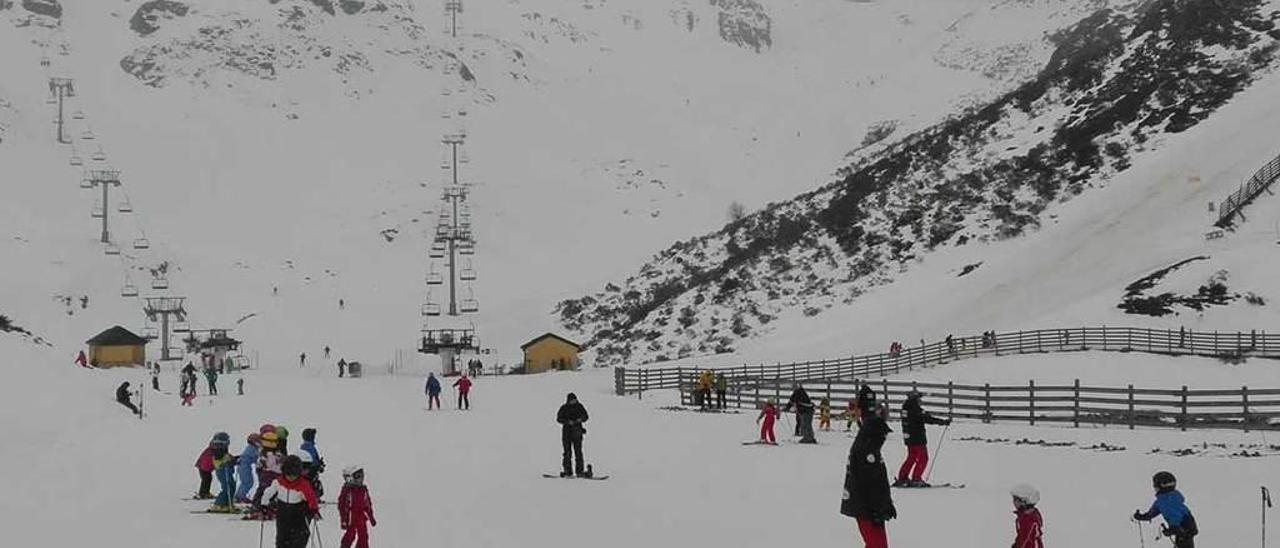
[116,381,140,416]
[841,388,895,548]
[556,393,590,477]
[784,384,817,443]
[894,391,950,488]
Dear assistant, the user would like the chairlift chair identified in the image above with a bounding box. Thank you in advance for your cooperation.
[173,321,191,333]
[132,238,151,250]
[121,282,139,298]
[441,110,452,119]
[104,243,121,256]
[440,159,451,170]
[422,302,441,317]
[460,297,479,314]
[118,199,133,213]
[436,225,451,238]
[141,326,159,339]
[40,56,51,67]
[80,177,93,189]
[460,265,476,281]
[72,110,85,120]
[429,246,445,259]
[70,154,83,166]
[151,277,170,290]
[459,243,475,256]
[80,128,94,140]
[91,201,104,219]
[427,268,444,285]
[45,96,57,105]
[92,147,106,161]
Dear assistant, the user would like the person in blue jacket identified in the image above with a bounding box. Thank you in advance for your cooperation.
[425,372,443,410]
[1133,471,1197,548]
[299,428,325,473]
[208,432,237,513]
[235,433,260,503]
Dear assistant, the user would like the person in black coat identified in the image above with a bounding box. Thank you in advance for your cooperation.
[556,393,590,477]
[784,384,817,443]
[894,391,950,487]
[116,381,140,415]
[841,389,895,548]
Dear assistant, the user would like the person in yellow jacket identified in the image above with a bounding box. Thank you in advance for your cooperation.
[819,398,832,431]
[697,369,714,410]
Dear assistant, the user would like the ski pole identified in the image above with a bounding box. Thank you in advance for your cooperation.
[1135,520,1145,548]
[1264,486,1273,548]
[924,422,951,481]
[258,514,265,548]
[313,518,324,548]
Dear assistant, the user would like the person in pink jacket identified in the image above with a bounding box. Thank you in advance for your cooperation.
[453,374,473,410]
[194,438,216,499]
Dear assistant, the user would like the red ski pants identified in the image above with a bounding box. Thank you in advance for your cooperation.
[341,519,369,548]
[897,445,928,481]
[856,517,889,548]
[760,417,776,443]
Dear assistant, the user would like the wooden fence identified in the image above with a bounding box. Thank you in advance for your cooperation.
[1217,152,1280,227]
[615,326,1280,397]
[678,378,1280,432]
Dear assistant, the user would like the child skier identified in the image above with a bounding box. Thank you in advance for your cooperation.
[756,398,778,445]
[300,428,323,469]
[235,433,260,503]
[339,466,377,548]
[209,432,238,513]
[262,455,320,548]
[893,391,951,488]
[841,388,895,548]
[1133,471,1197,548]
[819,398,832,431]
[845,399,857,431]
[1011,484,1043,548]
[298,451,325,500]
[249,430,284,517]
[194,436,217,499]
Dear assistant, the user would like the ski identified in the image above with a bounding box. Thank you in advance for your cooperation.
[893,483,965,489]
[542,474,610,481]
[742,440,779,446]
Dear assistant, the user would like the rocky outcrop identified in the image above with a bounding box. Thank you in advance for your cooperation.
[129,1,189,37]
[710,0,770,53]
[21,0,61,19]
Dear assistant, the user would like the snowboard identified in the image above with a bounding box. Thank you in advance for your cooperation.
[893,483,965,489]
[542,473,610,481]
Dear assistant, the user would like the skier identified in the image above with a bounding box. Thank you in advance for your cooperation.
[557,393,590,477]
[150,363,160,391]
[194,436,217,499]
[1133,471,1197,548]
[819,398,832,431]
[299,352,306,368]
[425,372,442,410]
[236,433,260,503]
[324,346,331,360]
[894,391,951,488]
[840,390,895,548]
[756,398,778,444]
[339,298,345,310]
[298,451,325,500]
[783,383,817,444]
[115,381,140,416]
[1011,484,1044,548]
[338,358,347,378]
[715,373,728,410]
[262,455,320,548]
[74,350,87,368]
[844,399,858,432]
[209,432,238,513]
[300,428,322,464]
[237,377,245,395]
[454,374,473,410]
[251,430,284,513]
[205,365,219,396]
[339,466,376,548]
[182,361,198,396]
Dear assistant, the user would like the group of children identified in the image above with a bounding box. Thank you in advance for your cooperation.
[192,425,377,548]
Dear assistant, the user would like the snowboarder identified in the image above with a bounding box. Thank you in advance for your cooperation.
[840,389,895,548]
[425,372,442,410]
[454,374,473,410]
[819,398,832,431]
[1133,471,1197,548]
[262,455,320,548]
[339,466,376,548]
[338,358,347,378]
[75,350,87,368]
[236,433,260,503]
[195,436,217,499]
[1011,484,1044,548]
[115,381,140,416]
[894,391,951,488]
[715,373,728,410]
[557,393,590,477]
[783,383,817,443]
[756,398,778,444]
[209,432,238,512]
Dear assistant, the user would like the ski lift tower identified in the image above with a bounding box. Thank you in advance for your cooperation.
[444,0,463,38]
[143,296,187,361]
[48,77,74,144]
[87,169,122,244]
[419,134,481,375]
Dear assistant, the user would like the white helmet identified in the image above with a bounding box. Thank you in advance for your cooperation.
[1010,484,1040,506]
[297,452,314,465]
[342,465,364,478]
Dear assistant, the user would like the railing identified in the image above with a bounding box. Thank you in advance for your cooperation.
[1217,152,1280,227]
[681,378,1280,432]
[614,326,1280,396]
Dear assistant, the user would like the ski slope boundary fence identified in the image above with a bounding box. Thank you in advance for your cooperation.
[614,326,1280,397]
[681,377,1280,432]
[1217,152,1280,227]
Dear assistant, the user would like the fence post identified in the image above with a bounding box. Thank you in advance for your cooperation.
[1243,386,1251,433]
[883,378,889,406]
[615,367,625,395]
[1126,328,1132,351]
[755,379,760,409]
[1180,385,1188,432]
[1103,325,1108,351]
[1127,383,1134,430]
[948,381,954,418]
[1215,330,1219,356]
[984,383,991,424]
[639,369,647,400]
[1029,380,1036,426]
[1073,379,1080,428]
[826,380,832,403]
[1036,330,1041,353]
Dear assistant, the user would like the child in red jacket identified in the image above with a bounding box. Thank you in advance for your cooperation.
[339,466,376,548]
[194,437,216,499]
[1011,484,1044,548]
[756,399,778,444]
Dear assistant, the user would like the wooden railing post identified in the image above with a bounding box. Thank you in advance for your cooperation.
[984,383,991,424]
[615,367,625,395]
[947,381,954,418]
[1127,383,1135,430]
[1029,380,1036,426]
[1180,386,1188,431]
[1243,386,1251,433]
[1073,379,1080,428]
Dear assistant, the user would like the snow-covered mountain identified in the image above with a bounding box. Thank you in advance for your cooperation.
[0,0,1108,366]
[559,0,1280,366]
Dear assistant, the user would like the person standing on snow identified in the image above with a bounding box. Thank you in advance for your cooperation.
[182,361,198,396]
[75,350,88,368]
[894,391,950,488]
[1133,471,1198,548]
[784,383,817,444]
[756,398,778,444]
[715,373,729,410]
[150,363,160,391]
[338,358,347,378]
[236,433,261,503]
[324,346,331,360]
[252,430,284,513]
[116,382,140,416]
[454,374,473,410]
[262,455,320,548]
[194,436,217,499]
[557,393,590,477]
[205,365,219,396]
[299,352,307,368]
[1011,484,1044,548]
[840,390,895,548]
[338,466,376,548]
[696,369,714,410]
[425,372,442,410]
[209,432,238,513]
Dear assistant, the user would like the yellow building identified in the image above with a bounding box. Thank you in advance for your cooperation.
[86,325,148,368]
[521,333,582,374]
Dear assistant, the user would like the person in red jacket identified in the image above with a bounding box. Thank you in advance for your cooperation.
[338,466,376,548]
[1011,484,1044,548]
[75,350,88,368]
[756,398,778,444]
[194,436,217,499]
[453,374,473,410]
[263,455,320,548]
